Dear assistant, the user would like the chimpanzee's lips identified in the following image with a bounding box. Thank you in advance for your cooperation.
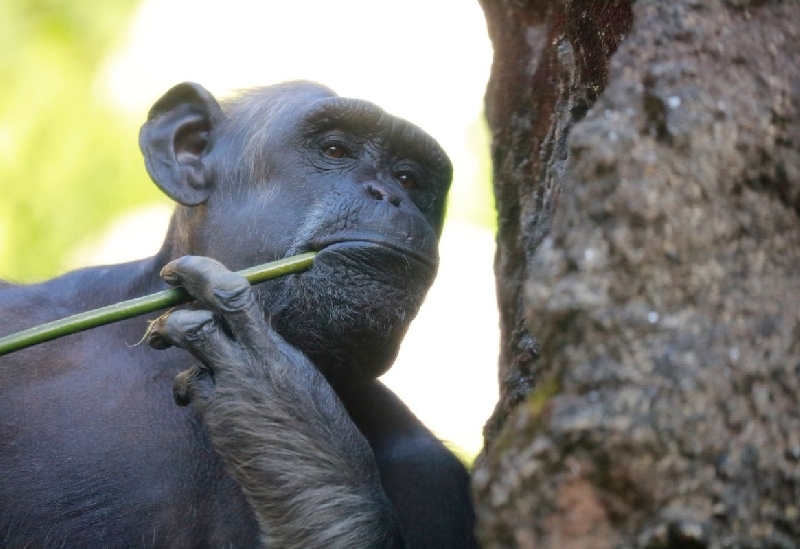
[310,238,437,270]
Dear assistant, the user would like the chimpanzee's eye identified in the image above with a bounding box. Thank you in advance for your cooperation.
[396,172,417,190]
[322,144,349,159]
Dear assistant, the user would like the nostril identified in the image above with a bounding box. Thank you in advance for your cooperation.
[365,184,384,201]
[364,183,402,207]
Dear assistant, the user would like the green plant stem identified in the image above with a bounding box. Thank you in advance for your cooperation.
[0,252,316,357]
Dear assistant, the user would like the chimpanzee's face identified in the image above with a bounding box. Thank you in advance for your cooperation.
[140,82,452,381]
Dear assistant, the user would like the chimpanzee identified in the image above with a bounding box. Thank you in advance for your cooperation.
[0,81,477,548]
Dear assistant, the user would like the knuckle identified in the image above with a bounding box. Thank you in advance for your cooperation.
[182,316,218,342]
[210,272,255,312]
[164,255,228,282]
[176,255,202,269]
[161,309,216,343]
[184,255,226,273]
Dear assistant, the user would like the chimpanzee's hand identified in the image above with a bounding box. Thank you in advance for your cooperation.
[145,255,403,549]
[146,255,280,407]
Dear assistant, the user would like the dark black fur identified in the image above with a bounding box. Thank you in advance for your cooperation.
[0,82,476,548]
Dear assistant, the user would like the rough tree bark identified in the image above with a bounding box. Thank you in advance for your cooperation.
[474,1,800,548]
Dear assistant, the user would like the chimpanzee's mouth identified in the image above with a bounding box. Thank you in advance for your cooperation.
[310,238,437,270]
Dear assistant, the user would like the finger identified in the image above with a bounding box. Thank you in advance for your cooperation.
[147,328,173,350]
[160,255,228,287]
[173,364,214,407]
[149,309,243,369]
[160,255,276,353]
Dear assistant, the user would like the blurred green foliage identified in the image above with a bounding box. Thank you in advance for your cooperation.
[0,0,163,282]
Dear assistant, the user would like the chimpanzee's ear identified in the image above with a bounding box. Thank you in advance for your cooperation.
[139,82,225,206]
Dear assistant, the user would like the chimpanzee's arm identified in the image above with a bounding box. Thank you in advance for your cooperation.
[148,256,404,549]
[339,380,478,549]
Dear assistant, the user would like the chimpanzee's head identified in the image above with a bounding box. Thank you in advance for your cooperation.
[139,82,451,382]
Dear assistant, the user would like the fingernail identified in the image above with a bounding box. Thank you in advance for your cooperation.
[160,266,179,285]
[147,332,171,350]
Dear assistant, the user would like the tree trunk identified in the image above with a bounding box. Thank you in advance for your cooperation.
[475,1,800,547]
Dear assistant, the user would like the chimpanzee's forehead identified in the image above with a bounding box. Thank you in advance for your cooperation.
[221,81,335,127]
[222,83,444,159]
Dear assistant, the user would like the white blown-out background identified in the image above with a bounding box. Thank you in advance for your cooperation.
[80,0,498,458]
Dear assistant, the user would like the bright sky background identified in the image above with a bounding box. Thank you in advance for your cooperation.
[89,0,497,457]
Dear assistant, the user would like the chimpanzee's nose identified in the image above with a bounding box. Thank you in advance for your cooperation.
[362,181,403,207]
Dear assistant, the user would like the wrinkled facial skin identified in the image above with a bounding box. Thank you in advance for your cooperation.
[159,83,453,383]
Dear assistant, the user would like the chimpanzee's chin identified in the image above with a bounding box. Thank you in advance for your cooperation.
[264,248,434,380]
